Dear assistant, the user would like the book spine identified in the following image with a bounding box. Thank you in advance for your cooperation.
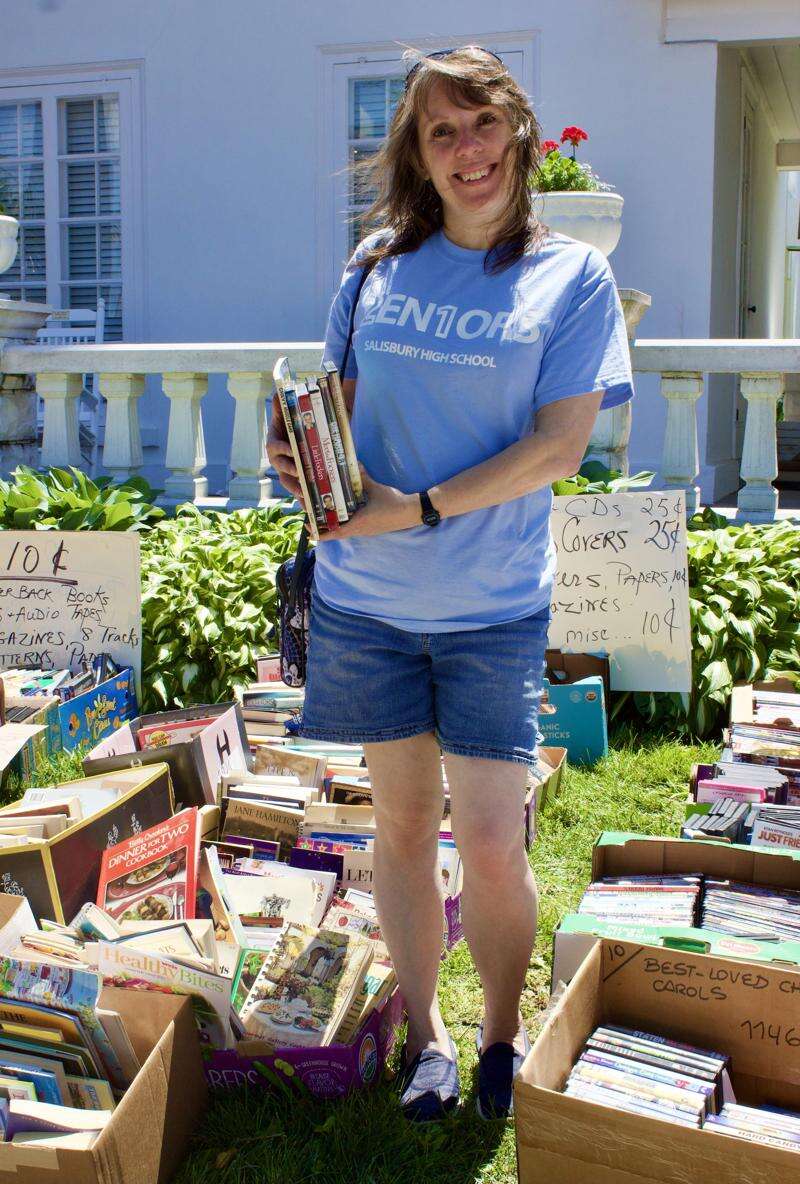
[296,386,339,532]
[308,383,349,524]
[324,362,365,505]
[318,374,357,514]
[278,386,325,535]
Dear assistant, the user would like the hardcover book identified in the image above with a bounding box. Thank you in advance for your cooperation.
[96,807,200,924]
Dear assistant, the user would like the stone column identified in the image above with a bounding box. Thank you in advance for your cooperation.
[226,371,273,507]
[736,372,783,522]
[0,297,55,473]
[659,372,703,516]
[99,373,144,479]
[162,372,208,502]
[37,372,82,468]
[585,288,651,474]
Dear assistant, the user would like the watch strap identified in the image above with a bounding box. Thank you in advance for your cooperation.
[419,490,441,527]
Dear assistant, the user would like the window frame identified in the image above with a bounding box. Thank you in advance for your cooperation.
[316,33,539,327]
[0,63,145,340]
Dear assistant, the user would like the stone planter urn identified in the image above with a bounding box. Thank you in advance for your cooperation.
[536,191,624,257]
[0,215,19,275]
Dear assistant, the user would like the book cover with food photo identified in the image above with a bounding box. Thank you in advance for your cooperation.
[96,808,199,923]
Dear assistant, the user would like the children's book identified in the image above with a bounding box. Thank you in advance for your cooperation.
[96,807,199,923]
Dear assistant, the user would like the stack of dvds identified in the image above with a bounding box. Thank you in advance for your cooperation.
[701,879,800,942]
[706,1103,800,1152]
[682,799,751,843]
[563,1025,730,1128]
[576,875,702,926]
[273,356,366,539]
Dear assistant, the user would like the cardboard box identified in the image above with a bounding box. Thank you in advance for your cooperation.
[730,678,799,726]
[82,704,249,808]
[516,938,800,1184]
[525,746,567,846]
[3,669,138,755]
[538,676,607,765]
[0,988,207,1184]
[205,987,403,1099]
[0,764,175,924]
[551,831,800,989]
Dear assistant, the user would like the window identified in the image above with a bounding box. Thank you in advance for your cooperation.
[318,37,536,320]
[0,68,142,340]
[0,101,46,303]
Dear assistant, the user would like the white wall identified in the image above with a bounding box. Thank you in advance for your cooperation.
[0,0,726,491]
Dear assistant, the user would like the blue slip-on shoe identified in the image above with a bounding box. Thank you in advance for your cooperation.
[397,1035,460,1122]
[475,1022,532,1120]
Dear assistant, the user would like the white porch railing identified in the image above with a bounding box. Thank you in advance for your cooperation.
[631,340,800,520]
[0,336,798,520]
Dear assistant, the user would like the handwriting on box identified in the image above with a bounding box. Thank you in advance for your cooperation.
[0,532,141,680]
[549,491,691,692]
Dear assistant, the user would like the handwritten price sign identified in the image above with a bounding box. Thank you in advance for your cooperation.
[549,490,691,692]
[0,532,141,683]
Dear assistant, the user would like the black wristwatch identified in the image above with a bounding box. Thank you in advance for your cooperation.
[419,490,441,528]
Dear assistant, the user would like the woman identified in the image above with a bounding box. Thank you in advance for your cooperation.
[267,46,633,1121]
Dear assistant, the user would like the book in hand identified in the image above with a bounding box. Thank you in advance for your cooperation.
[96,807,200,923]
[272,356,365,537]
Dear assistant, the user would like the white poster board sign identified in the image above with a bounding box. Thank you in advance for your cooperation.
[0,532,141,683]
[549,491,691,692]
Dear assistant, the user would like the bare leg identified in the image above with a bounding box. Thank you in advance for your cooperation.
[445,752,536,1050]
[365,731,451,1059]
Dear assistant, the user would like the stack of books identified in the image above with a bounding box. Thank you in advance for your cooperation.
[273,356,365,538]
[576,875,702,926]
[563,1025,730,1128]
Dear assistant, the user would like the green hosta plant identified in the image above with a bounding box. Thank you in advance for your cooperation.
[623,514,800,737]
[0,467,164,531]
[140,504,303,711]
[552,459,655,497]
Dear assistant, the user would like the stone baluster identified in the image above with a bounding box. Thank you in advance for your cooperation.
[227,371,273,507]
[37,372,82,468]
[736,372,783,522]
[162,372,208,502]
[659,372,703,515]
[585,288,651,474]
[99,373,144,479]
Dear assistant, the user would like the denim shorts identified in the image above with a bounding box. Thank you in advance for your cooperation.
[298,587,550,766]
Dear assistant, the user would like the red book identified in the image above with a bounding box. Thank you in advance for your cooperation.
[96,807,200,923]
[296,383,339,532]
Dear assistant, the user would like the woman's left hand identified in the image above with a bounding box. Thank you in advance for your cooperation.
[318,467,419,541]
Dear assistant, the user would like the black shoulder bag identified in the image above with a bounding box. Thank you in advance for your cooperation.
[275,264,371,687]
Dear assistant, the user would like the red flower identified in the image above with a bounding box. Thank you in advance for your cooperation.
[541,140,559,156]
[561,126,588,148]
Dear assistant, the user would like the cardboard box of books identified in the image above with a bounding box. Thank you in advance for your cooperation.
[2,668,137,754]
[729,679,800,728]
[538,676,607,765]
[82,703,249,808]
[0,986,205,1184]
[0,764,175,924]
[551,831,800,989]
[516,938,800,1184]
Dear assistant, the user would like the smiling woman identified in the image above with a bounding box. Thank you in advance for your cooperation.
[266,43,634,1127]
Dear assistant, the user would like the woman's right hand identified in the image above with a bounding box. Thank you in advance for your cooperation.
[267,392,303,499]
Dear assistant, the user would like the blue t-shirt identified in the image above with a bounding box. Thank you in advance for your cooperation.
[315,229,634,632]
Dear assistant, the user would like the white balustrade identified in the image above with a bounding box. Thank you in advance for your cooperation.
[37,372,82,468]
[658,372,704,515]
[162,372,208,502]
[99,373,144,478]
[737,372,783,521]
[227,371,273,507]
[1,337,798,519]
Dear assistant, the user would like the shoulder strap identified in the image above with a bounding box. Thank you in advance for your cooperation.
[339,259,372,379]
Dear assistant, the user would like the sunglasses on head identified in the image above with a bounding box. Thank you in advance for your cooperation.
[404,46,504,91]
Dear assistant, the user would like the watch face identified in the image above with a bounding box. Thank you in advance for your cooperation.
[423,510,440,527]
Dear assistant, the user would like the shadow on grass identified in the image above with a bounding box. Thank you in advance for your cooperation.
[178,1076,512,1184]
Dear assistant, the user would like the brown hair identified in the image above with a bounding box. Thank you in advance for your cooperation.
[355,46,546,274]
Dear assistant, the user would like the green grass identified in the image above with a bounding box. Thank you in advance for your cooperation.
[6,736,716,1183]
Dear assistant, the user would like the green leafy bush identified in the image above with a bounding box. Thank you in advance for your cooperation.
[621,512,800,737]
[140,504,302,711]
[0,466,164,531]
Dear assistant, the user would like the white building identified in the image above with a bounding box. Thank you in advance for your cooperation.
[0,0,798,504]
